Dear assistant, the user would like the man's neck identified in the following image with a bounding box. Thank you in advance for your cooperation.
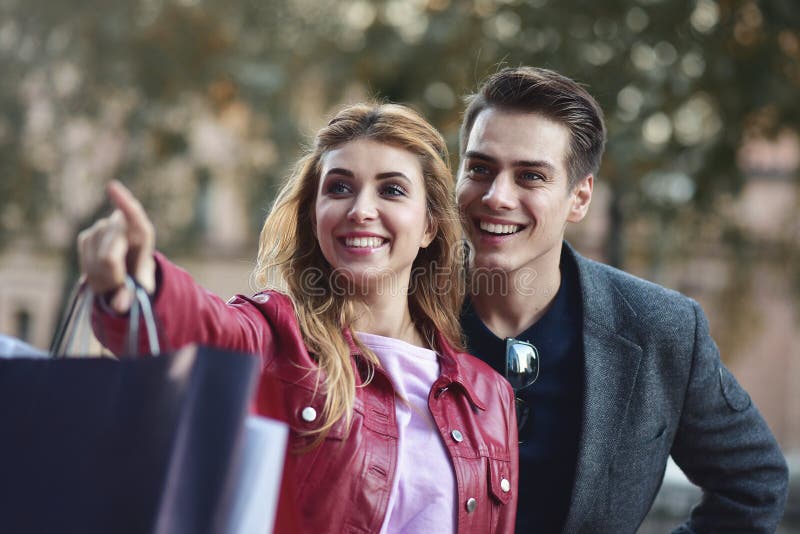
[470,249,563,340]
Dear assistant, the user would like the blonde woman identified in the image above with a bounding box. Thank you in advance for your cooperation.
[80,103,518,533]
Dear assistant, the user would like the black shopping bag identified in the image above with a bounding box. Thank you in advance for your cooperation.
[0,344,258,534]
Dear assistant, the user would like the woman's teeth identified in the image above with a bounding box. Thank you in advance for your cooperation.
[345,236,384,248]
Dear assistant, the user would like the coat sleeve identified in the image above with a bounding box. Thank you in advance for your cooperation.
[92,252,274,360]
[669,300,788,533]
[496,378,519,534]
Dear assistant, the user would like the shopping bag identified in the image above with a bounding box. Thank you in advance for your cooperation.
[220,415,289,534]
[0,277,262,534]
[0,344,259,534]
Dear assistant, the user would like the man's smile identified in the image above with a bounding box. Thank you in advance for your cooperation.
[474,216,528,237]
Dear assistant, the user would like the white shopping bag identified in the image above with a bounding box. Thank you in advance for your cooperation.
[222,415,289,534]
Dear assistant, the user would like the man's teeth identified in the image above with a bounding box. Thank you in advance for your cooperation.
[479,221,521,235]
[345,236,384,248]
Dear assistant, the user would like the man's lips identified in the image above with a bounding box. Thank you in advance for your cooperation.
[475,218,526,236]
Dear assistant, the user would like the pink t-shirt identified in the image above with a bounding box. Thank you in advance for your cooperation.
[357,332,456,534]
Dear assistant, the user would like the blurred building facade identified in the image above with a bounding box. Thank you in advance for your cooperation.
[2,133,799,455]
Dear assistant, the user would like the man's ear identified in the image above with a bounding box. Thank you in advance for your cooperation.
[567,174,593,223]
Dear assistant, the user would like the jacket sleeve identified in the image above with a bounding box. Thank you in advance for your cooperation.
[92,252,274,359]
[497,378,519,534]
[669,300,788,533]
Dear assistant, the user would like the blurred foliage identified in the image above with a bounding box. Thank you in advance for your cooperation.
[0,0,798,269]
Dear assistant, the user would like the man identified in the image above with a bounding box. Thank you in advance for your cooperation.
[456,66,788,533]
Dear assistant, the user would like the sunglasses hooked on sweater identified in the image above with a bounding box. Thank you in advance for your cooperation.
[505,337,539,440]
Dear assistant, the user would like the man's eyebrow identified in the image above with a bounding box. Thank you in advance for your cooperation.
[464,150,557,171]
[464,150,497,164]
[514,159,556,172]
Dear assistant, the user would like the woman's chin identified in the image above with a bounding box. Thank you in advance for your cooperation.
[329,268,405,298]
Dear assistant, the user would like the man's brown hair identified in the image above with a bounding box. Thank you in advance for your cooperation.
[460,66,607,187]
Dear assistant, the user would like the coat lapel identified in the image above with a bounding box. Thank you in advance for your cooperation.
[561,245,643,533]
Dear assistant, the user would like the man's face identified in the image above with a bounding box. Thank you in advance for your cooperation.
[456,108,592,277]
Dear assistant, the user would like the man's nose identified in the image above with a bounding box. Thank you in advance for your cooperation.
[482,173,516,211]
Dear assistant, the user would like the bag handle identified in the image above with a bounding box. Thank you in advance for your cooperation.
[126,276,161,356]
[50,276,161,358]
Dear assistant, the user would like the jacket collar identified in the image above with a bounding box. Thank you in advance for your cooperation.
[434,330,488,411]
[344,328,487,412]
[561,241,644,532]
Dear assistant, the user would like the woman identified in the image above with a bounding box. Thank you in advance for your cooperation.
[79,103,517,533]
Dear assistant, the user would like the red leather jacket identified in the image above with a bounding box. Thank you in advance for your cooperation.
[95,254,518,533]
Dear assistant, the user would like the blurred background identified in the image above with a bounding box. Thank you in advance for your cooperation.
[0,0,797,529]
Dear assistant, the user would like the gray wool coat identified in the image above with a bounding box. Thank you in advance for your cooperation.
[555,242,788,533]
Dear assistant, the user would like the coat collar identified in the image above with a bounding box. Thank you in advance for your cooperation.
[561,242,644,532]
[434,330,488,411]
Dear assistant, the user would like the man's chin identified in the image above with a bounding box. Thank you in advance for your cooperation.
[473,260,505,271]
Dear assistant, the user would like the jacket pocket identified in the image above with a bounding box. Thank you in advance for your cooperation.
[486,456,514,533]
[286,389,360,495]
[289,409,366,534]
[487,457,513,505]
[611,421,668,475]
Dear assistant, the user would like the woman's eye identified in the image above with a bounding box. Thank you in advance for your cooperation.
[326,180,351,194]
[381,184,407,197]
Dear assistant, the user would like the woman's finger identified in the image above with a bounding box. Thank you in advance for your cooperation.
[107,180,153,246]
[78,213,129,297]
[105,180,157,293]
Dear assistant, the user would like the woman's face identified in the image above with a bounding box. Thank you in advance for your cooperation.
[314,138,434,295]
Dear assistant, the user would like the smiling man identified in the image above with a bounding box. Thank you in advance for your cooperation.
[457,67,788,533]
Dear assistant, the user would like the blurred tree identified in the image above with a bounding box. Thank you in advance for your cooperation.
[296,0,800,270]
[1,0,798,287]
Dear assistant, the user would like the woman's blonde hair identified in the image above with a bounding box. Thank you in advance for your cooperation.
[254,102,465,439]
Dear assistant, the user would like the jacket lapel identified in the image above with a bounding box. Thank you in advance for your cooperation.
[561,245,643,533]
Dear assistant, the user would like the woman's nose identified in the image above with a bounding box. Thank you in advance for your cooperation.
[347,192,378,223]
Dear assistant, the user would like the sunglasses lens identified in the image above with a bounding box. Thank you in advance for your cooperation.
[505,339,539,390]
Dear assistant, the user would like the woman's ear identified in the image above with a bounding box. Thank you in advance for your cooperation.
[420,214,437,249]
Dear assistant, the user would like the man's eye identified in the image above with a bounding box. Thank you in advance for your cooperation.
[327,180,351,194]
[381,184,407,197]
[519,171,544,182]
[467,164,491,177]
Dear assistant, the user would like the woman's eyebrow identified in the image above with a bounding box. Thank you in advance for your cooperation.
[375,171,411,184]
[324,167,354,177]
[324,168,412,184]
